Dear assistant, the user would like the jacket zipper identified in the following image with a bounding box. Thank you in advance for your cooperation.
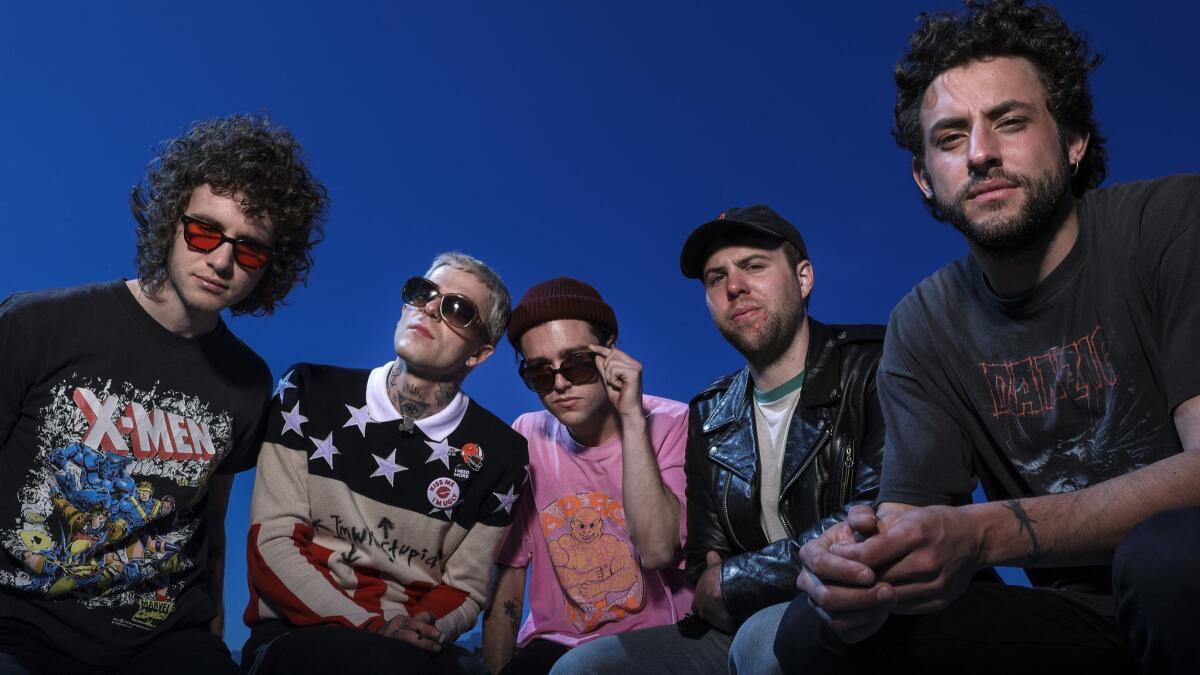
[840,444,855,503]
[722,475,745,551]
[776,427,832,538]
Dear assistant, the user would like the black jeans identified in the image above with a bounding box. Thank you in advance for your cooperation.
[0,623,237,675]
[774,506,1200,675]
[497,638,571,675]
[241,620,486,675]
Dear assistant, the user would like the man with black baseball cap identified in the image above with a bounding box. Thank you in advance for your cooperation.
[550,206,886,674]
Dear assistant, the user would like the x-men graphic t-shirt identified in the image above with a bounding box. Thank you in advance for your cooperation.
[0,281,270,664]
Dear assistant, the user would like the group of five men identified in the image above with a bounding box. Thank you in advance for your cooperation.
[0,1,1196,673]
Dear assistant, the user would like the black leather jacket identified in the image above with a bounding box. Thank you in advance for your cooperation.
[683,318,885,625]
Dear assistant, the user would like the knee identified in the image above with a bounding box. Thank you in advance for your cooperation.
[547,640,606,675]
[773,596,835,671]
[1113,506,1200,599]
[730,603,787,675]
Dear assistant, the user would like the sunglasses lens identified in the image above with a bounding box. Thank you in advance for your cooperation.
[183,221,222,252]
[560,354,600,385]
[439,294,478,329]
[234,243,272,270]
[520,366,557,394]
[401,277,437,306]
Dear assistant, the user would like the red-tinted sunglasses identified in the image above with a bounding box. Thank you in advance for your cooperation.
[180,215,274,271]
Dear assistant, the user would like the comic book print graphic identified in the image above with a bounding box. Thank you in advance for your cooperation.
[974,323,1170,493]
[540,491,645,632]
[2,377,230,624]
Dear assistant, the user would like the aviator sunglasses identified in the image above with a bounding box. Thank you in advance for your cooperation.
[180,215,274,271]
[519,352,601,394]
[401,276,487,337]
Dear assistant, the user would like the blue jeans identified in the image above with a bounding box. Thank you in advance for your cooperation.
[549,603,787,675]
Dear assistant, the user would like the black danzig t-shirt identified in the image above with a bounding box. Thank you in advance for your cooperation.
[0,280,270,664]
[877,175,1200,611]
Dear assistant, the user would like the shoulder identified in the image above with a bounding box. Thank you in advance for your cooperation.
[1082,175,1200,217]
[688,369,741,408]
[1081,175,1200,250]
[890,259,972,340]
[1,280,118,319]
[284,362,370,391]
[465,400,530,455]
[512,409,557,443]
[642,394,688,418]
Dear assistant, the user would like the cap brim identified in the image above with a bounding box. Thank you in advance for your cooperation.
[679,218,784,279]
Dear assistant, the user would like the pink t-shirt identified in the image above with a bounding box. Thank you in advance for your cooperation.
[497,395,693,649]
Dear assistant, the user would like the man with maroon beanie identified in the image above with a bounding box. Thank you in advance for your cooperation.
[482,278,691,675]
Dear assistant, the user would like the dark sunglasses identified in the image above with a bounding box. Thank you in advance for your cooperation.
[180,215,274,271]
[518,352,601,394]
[401,276,487,337]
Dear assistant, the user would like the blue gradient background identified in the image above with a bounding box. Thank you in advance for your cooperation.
[2,0,1196,654]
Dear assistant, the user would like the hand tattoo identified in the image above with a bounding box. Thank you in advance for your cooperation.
[1003,499,1052,566]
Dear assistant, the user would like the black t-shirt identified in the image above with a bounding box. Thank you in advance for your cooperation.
[877,175,1200,609]
[0,280,270,665]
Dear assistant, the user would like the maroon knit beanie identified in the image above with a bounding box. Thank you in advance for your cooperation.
[507,277,618,349]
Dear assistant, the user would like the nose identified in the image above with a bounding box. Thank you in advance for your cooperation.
[724,268,748,299]
[205,241,236,276]
[967,125,1000,177]
[553,370,572,393]
[423,297,443,322]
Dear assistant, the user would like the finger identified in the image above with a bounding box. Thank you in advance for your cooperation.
[846,505,879,539]
[804,574,896,614]
[705,551,722,568]
[588,344,613,357]
[802,546,876,586]
[830,532,913,569]
[824,605,893,639]
[399,631,443,652]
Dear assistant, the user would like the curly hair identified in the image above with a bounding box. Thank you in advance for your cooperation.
[131,114,329,316]
[893,0,1107,196]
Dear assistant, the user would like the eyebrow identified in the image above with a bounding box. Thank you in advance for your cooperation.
[524,345,592,366]
[186,212,274,248]
[926,99,1037,140]
[703,252,772,278]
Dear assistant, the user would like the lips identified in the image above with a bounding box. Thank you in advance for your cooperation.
[729,305,763,325]
[194,274,228,293]
[410,323,434,339]
[968,179,1018,200]
[552,397,581,410]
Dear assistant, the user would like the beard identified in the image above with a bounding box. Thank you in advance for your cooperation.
[931,153,1072,254]
[718,294,806,372]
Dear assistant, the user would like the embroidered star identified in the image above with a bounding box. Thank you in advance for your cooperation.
[273,370,297,402]
[522,463,532,485]
[280,401,308,437]
[428,505,455,520]
[492,485,520,514]
[425,439,452,469]
[370,449,407,486]
[309,432,339,469]
[343,403,372,437]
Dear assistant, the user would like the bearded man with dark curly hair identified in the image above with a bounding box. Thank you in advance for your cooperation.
[776,2,1200,673]
[0,114,328,674]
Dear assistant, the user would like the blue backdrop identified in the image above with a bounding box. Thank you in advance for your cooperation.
[2,0,1196,654]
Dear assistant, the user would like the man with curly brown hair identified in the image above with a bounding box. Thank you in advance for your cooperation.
[0,114,328,674]
[778,1,1200,673]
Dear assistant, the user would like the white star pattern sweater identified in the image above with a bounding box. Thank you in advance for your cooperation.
[245,363,528,642]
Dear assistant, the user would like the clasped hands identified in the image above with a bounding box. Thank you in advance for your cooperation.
[796,503,984,644]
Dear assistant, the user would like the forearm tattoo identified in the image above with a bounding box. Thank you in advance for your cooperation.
[503,600,519,633]
[1003,499,1052,566]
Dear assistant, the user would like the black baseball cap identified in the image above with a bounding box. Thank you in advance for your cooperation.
[679,204,809,279]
